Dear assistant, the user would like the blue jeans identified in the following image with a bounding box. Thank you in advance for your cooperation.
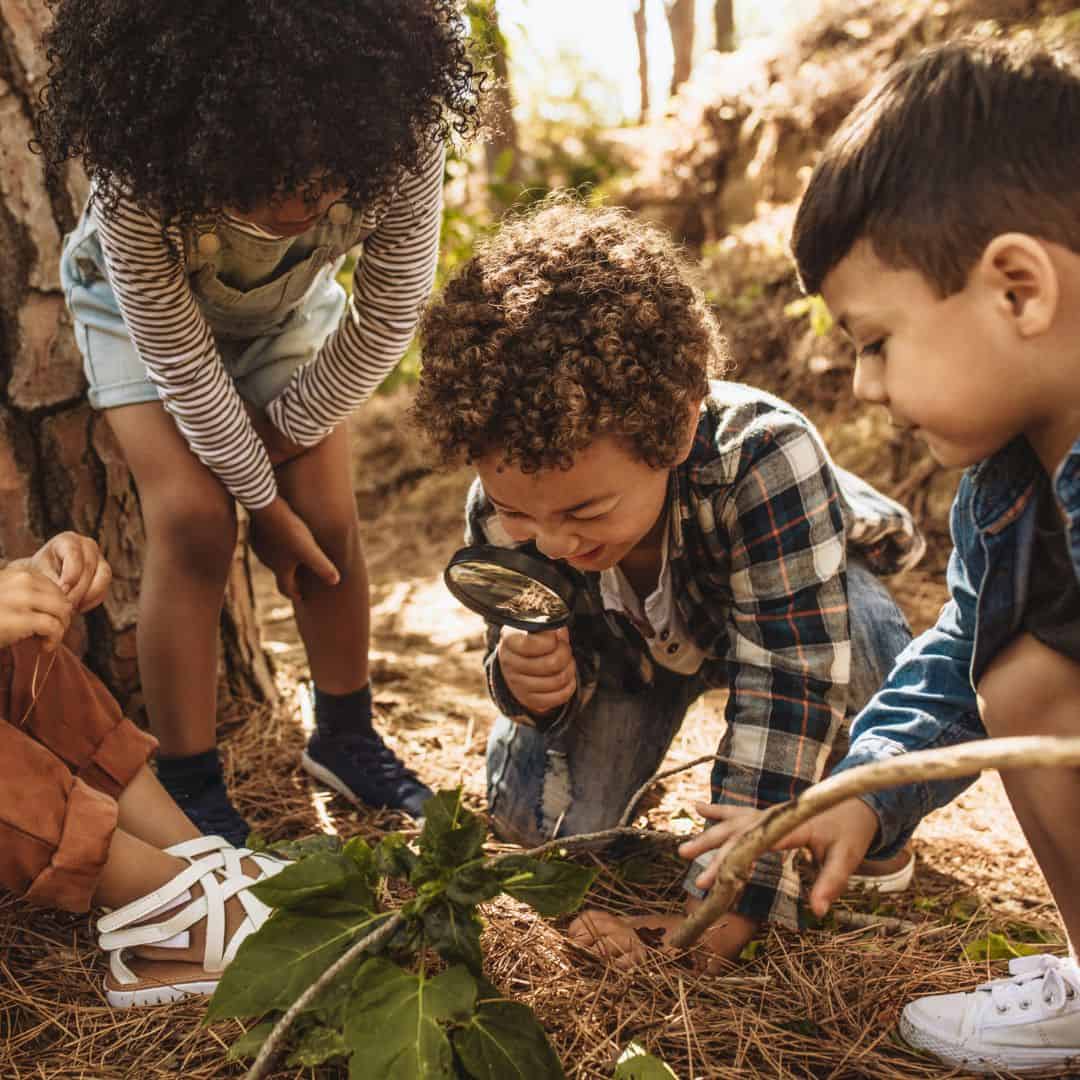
[486,559,913,858]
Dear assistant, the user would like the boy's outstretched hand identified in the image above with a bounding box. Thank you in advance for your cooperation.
[497,626,577,718]
[0,532,112,651]
[678,798,881,917]
[250,495,340,602]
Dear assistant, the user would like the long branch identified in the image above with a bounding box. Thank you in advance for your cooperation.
[668,734,1080,950]
[244,912,403,1080]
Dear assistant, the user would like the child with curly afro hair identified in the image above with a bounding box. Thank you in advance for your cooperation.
[38,0,483,844]
[415,198,925,967]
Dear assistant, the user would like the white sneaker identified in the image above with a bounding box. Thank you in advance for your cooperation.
[900,954,1080,1075]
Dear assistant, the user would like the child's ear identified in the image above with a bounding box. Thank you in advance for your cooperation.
[976,233,1058,338]
[673,396,705,465]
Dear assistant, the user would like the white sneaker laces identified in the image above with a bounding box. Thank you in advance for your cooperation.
[983,955,1080,1017]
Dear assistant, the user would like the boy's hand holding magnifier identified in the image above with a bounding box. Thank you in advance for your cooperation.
[444,545,578,728]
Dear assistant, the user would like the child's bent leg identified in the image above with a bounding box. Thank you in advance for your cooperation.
[486,669,693,846]
[105,402,238,755]
[273,424,433,817]
[977,632,1080,948]
[899,631,1080,1072]
[845,556,913,717]
[103,402,247,841]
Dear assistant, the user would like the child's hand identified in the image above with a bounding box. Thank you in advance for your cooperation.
[250,496,341,601]
[678,798,881,917]
[28,531,112,613]
[567,905,759,973]
[0,563,74,650]
[497,626,576,718]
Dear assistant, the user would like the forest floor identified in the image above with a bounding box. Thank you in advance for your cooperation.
[2,386,1066,1080]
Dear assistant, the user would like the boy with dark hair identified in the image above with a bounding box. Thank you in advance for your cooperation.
[683,38,1080,1071]
[415,199,923,965]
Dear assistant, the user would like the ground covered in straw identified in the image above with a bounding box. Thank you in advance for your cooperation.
[2,390,1065,1079]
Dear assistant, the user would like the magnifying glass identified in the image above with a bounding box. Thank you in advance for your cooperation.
[443,545,577,632]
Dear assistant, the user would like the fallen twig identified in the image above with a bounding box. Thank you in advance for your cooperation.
[669,735,1080,950]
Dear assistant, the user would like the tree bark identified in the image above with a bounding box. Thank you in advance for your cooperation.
[665,0,695,96]
[0,0,276,713]
[473,1,521,189]
[633,0,650,124]
[714,0,735,52]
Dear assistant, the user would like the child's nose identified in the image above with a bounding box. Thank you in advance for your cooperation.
[534,523,579,560]
[852,355,887,405]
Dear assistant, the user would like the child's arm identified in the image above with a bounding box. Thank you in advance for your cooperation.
[93,195,281,511]
[266,145,446,448]
[701,421,852,929]
[680,477,987,908]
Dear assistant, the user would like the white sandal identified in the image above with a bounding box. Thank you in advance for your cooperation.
[97,847,287,1007]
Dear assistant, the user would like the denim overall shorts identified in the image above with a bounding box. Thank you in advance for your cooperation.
[60,198,381,411]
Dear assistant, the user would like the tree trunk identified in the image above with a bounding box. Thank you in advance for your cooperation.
[633,0,649,124]
[472,1,521,190]
[665,0,695,96]
[0,0,276,714]
[714,0,735,52]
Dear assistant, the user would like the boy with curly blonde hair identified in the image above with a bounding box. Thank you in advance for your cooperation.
[414,200,923,963]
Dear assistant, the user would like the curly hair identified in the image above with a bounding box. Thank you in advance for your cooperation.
[415,197,724,473]
[34,0,482,227]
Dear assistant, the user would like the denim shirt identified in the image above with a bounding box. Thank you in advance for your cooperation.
[832,434,1079,855]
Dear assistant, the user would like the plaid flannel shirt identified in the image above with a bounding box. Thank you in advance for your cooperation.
[466,381,924,926]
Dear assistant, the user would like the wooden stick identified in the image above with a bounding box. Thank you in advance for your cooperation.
[668,735,1080,950]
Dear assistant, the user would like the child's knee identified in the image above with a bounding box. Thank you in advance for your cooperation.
[145,492,237,578]
[977,633,1080,736]
[309,512,361,570]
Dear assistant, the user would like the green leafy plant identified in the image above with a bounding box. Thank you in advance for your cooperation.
[211,789,596,1078]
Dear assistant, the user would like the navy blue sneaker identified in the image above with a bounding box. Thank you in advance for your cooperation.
[158,774,251,847]
[301,730,433,820]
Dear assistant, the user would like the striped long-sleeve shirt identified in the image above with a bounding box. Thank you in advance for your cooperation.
[92,147,445,509]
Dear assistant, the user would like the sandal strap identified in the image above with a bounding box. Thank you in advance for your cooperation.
[97,852,227,935]
[164,836,235,860]
[100,851,287,984]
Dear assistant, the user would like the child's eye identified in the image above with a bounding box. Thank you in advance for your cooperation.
[495,508,524,519]
[570,510,609,522]
[859,338,886,359]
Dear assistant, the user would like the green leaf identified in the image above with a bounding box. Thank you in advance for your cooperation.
[376,833,421,880]
[614,1041,679,1079]
[451,983,565,1080]
[422,899,484,974]
[948,895,980,923]
[963,931,1047,963]
[343,836,378,880]
[739,938,764,961]
[265,834,343,861]
[446,860,504,906]
[496,856,598,917]
[226,1020,275,1062]
[206,909,390,1021]
[419,789,487,870]
[286,1024,350,1068]
[249,853,350,909]
[344,958,477,1080]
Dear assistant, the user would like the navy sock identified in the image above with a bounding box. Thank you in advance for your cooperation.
[156,748,223,795]
[314,684,375,739]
